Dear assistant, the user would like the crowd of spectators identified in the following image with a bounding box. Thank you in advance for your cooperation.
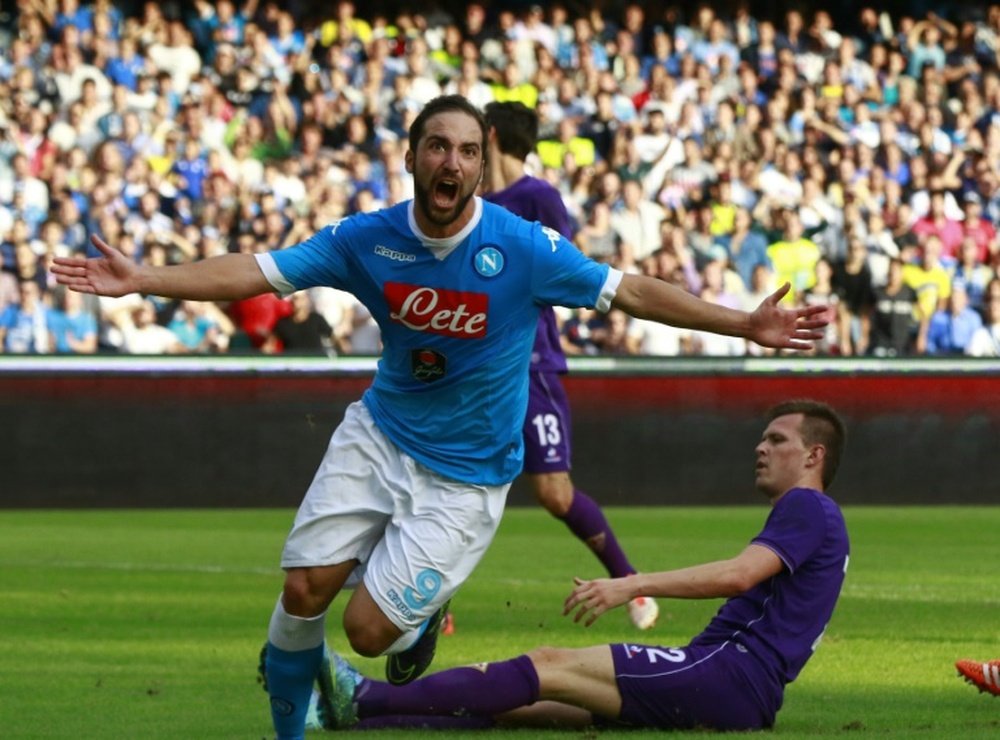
[1,0,999,358]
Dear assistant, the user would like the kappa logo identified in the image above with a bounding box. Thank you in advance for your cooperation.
[473,245,505,277]
[385,282,488,339]
[386,588,416,620]
[375,244,417,262]
[541,226,561,252]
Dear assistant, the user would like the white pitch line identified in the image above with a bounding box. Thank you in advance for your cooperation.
[2,564,561,584]
[0,560,280,576]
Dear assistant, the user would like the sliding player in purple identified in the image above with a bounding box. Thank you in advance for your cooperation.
[52,95,827,740]
[482,101,657,630]
[310,400,851,733]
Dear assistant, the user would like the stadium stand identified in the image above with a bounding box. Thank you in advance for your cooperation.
[0,1,997,357]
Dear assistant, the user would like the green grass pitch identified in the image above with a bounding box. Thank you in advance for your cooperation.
[2,506,998,738]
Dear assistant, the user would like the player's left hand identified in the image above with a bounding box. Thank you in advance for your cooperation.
[748,282,828,350]
[563,576,632,627]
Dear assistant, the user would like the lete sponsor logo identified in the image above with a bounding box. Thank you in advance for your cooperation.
[385,282,488,338]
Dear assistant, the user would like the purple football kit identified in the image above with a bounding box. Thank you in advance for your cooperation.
[483,174,641,586]
[255,196,619,485]
[607,487,850,730]
[484,176,575,474]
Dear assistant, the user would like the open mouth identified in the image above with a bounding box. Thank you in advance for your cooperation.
[433,180,459,207]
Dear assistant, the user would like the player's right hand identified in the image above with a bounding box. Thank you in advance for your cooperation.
[51,234,141,297]
[563,575,632,627]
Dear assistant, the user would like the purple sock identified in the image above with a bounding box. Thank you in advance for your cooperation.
[357,655,539,719]
[561,490,635,578]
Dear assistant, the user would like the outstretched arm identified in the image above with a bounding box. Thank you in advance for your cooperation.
[611,273,827,351]
[51,235,273,301]
[564,544,783,627]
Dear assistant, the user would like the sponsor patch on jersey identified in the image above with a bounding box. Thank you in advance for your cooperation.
[375,244,417,262]
[411,348,447,383]
[473,245,505,277]
[385,282,488,338]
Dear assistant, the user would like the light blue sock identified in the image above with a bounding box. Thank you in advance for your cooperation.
[265,642,324,740]
[265,596,328,740]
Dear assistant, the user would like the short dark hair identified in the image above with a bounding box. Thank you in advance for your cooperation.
[765,399,846,488]
[483,101,538,161]
[408,95,488,158]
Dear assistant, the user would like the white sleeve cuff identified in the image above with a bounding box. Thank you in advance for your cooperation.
[595,267,624,313]
[254,253,297,297]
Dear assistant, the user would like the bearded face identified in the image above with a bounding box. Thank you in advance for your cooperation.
[406,111,484,237]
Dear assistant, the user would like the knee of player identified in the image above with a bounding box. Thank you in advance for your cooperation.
[525,645,567,668]
[281,572,326,617]
[531,474,574,516]
[343,615,395,657]
[523,646,574,696]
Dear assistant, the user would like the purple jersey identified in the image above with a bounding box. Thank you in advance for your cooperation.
[691,487,850,688]
[604,488,849,731]
[485,176,572,373]
[521,369,572,473]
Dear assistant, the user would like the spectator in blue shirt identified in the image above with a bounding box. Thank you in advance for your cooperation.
[0,280,51,354]
[269,10,306,62]
[52,0,95,42]
[718,206,773,290]
[906,17,948,78]
[925,282,983,355]
[692,18,740,76]
[172,139,210,201]
[640,27,680,79]
[104,37,147,90]
[48,287,98,354]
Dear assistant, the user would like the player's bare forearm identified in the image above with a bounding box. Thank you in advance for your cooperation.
[630,545,782,599]
[612,273,751,336]
[137,254,272,301]
[612,274,828,351]
[564,545,783,626]
[52,235,272,301]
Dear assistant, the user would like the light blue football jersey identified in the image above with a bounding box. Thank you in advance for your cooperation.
[256,198,620,485]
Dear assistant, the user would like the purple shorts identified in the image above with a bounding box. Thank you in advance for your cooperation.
[521,371,572,474]
[603,642,781,731]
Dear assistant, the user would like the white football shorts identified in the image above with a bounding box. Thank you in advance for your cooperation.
[281,401,510,631]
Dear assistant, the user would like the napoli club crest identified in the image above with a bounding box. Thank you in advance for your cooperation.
[411,348,447,383]
[473,245,505,278]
